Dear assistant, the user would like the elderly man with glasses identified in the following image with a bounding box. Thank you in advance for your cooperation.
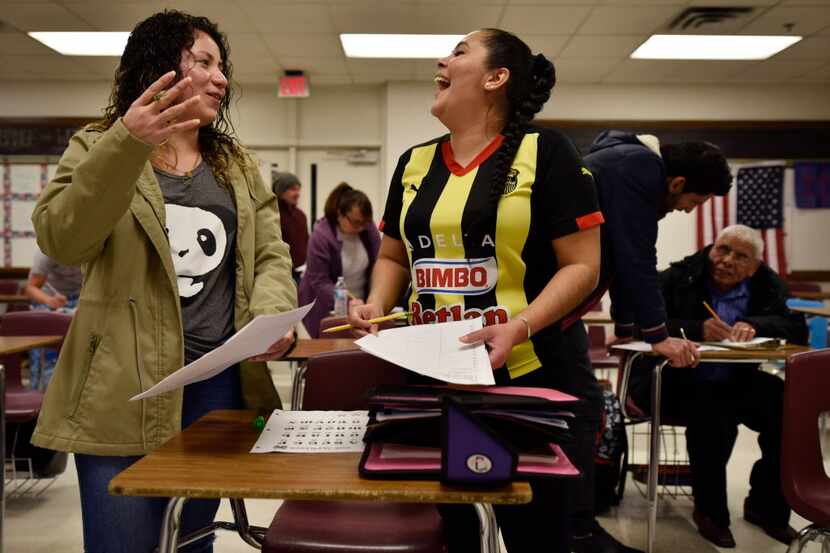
[631,224,808,549]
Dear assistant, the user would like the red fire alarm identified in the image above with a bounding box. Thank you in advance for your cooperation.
[278,70,309,98]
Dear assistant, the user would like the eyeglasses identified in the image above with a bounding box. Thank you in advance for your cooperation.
[714,244,752,264]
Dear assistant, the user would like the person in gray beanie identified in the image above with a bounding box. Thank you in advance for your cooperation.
[273,171,309,283]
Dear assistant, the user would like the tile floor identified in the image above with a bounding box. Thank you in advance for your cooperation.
[5,363,827,553]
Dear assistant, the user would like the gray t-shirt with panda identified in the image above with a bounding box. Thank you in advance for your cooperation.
[155,161,237,365]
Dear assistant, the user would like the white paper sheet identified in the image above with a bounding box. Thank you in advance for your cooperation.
[130,302,314,401]
[250,410,368,453]
[355,318,494,385]
[611,341,728,353]
[706,337,784,349]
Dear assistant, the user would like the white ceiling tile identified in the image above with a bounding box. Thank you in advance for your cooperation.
[801,62,830,81]
[277,56,349,75]
[239,2,334,34]
[521,35,570,58]
[601,58,750,83]
[262,33,343,58]
[664,60,753,82]
[729,59,828,82]
[778,0,830,5]
[0,54,101,78]
[558,34,645,59]
[232,54,282,74]
[0,32,56,54]
[769,36,830,60]
[578,6,679,34]
[686,0,778,5]
[346,59,415,76]
[169,1,256,33]
[739,6,830,36]
[76,56,120,78]
[1,2,95,31]
[603,0,687,4]
[499,6,592,35]
[61,1,167,31]
[330,3,503,34]
[553,58,619,83]
[602,59,678,83]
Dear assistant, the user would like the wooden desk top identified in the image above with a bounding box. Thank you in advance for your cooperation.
[698,345,810,362]
[0,335,62,356]
[285,338,358,361]
[790,291,830,300]
[109,410,532,505]
[790,305,830,318]
[0,294,30,304]
[582,315,613,325]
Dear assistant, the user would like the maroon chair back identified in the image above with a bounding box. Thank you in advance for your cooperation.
[0,280,20,295]
[1,311,73,422]
[302,349,409,410]
[787,281,822,294]
[782,349,830,527]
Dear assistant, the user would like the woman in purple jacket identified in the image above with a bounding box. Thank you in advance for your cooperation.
[299,182,380,336]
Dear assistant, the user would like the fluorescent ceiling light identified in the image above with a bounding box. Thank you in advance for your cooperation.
[631,34,802,60]
[341,34,464,59]
[28,32,129,56]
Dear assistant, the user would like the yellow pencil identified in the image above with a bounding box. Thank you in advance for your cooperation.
[702,301,722,322]
[322,311,409,334]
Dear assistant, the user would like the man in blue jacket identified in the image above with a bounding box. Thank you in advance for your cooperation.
[586,131,732,365]
[571,131,732,553]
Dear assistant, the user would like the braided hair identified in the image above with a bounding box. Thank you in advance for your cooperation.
[480,29,556,215]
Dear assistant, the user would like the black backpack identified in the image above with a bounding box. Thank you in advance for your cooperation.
[593,387,628,515]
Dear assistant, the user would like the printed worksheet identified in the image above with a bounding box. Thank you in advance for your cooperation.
[355,318,495,385]
[251,410,368,453]
[130,302,314,401]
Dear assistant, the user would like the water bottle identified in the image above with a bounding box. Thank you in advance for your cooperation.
[333,276,348,316]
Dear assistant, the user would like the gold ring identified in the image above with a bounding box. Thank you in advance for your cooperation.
[153,91,165,103]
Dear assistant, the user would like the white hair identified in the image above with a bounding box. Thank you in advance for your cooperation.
[716,225,764,259]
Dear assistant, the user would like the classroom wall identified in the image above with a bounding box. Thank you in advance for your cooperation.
[2,79,830,274]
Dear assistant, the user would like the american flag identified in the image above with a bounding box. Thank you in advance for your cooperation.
[696,163,789,276]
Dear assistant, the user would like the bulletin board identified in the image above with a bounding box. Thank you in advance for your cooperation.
[0,160,56,267]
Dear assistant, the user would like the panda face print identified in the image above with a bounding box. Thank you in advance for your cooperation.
[165,204,228,298]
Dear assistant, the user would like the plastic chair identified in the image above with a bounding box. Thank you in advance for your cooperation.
[782,349,830,553]
[0,279,29,313]
[263,350,447,553]
[787,298,828,349]
[1,311,73,492]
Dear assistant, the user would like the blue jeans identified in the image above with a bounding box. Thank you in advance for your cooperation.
[29,295,78,390]
[75,365,243,553]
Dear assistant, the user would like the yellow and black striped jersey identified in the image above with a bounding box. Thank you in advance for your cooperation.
[381,127,604,379]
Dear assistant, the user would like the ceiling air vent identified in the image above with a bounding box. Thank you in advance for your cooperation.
[669,7,754,30]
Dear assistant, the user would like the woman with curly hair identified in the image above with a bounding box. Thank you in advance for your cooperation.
[348,29,605,552]
[29,10,296,552]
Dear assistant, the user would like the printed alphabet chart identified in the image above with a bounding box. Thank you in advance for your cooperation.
[250,410,369,453]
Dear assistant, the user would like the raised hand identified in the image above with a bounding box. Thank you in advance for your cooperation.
[122,71,202,145]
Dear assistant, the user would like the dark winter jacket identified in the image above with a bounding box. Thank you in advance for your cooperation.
[584,131,669,343]
[659,245,808,345]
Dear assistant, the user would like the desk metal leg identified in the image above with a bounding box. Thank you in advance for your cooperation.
[647,360,669,553]
[290,363,307,410]
[159,497,187,553]
[474,503,500,553]
[157,498,266,553]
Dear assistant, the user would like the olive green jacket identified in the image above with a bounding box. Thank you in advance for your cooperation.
[30,119,297,456]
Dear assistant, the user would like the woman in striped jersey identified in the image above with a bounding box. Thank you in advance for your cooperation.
[350,29,608,553]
